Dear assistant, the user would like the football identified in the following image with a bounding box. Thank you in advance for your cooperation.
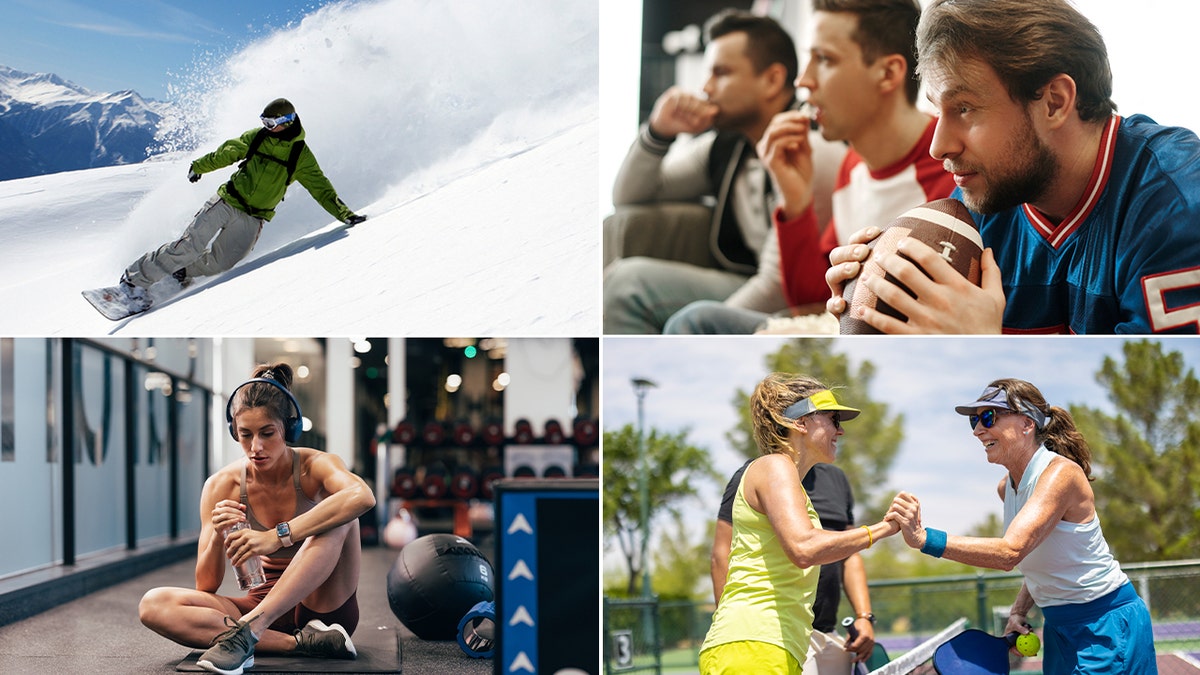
[839,198,983,334]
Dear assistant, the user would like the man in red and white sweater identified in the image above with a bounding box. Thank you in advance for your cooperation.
[665,0,955,334]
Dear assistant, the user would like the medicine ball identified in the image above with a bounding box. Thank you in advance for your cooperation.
[386,534,494,640]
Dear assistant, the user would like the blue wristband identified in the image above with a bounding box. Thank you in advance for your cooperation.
[921,528,947,558]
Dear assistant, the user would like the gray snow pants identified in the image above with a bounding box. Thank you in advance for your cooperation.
[124,193,263,288]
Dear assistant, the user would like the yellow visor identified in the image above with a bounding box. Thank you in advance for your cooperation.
[782,389,861,421]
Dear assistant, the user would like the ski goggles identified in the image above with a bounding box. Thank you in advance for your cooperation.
[968,408,1020,430]
[261,112,296,129]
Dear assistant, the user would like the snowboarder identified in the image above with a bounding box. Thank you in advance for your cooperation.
[117,97,367,303]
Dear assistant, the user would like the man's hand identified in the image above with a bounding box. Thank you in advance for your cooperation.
[345,214,367,226]
[845,618,876,663]
[757,110,815,220]
[648,87,718,139]
[825,226,884,316]
[825,231,1005,333]
[188,170,201,183]
[855,239,1005,333]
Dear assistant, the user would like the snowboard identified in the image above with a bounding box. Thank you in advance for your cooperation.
[82,276,186,321]
[80,218,359,322]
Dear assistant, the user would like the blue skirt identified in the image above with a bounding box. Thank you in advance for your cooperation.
[1041,582,1157,675]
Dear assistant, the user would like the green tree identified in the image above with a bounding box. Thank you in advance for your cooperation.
[725,338,905,520]
[651,513,715,601]
[603,423,722,596]
[1068,340,1200,562]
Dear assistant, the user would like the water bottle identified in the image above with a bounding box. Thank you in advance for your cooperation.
[224,520,266,590]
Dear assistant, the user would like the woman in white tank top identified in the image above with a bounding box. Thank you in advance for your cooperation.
[886,378,1156,675]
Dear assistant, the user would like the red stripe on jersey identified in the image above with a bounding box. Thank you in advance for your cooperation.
[1001,325,1072,335]
[1022,115,1120,248]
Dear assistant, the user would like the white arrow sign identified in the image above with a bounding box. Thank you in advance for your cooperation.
[509,652,535,672]
[509,605,535,627]
[508,559,534,581]
[507,513,533,535]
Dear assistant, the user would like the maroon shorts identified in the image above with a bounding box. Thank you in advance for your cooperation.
[228,568,360,635]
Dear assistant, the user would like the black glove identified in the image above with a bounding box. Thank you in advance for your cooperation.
[346,214,367,226]
[187,170,201,183]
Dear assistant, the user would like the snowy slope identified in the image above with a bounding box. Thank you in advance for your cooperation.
[0,113,598,336]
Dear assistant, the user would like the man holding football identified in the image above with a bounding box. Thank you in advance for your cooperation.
[825,0,1200,334]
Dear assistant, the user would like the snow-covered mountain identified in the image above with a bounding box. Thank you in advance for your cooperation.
[0,65,173,180]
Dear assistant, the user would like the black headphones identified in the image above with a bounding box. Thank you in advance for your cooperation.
[225,377,304,443]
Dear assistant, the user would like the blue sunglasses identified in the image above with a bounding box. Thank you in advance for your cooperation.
[969,408,1017,430]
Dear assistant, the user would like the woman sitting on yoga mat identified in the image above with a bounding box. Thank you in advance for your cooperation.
[138,363,376,675]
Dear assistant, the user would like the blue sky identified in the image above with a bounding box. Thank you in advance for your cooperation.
[0,0,341,99]
[602,336,1200,571]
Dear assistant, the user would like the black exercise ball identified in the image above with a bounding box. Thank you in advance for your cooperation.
[386,533,495,640]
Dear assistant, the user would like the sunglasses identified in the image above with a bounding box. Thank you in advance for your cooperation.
[808,411,841,430]
[969,408,1017,430]
[261,112,296,129]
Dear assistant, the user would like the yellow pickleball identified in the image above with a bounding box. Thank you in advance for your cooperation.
[1015,632,1040,657]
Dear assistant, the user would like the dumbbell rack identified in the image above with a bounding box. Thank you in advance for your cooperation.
[381,416,599,539]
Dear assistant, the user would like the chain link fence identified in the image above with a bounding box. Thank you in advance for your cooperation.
[604,559,1200,674]
[604,596,663,674]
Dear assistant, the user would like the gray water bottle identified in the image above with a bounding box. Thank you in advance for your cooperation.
[224,520,266,590]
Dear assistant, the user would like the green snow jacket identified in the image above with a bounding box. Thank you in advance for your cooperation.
[190,126,354,222]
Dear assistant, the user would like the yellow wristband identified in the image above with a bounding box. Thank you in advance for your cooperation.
[861,525,874,548]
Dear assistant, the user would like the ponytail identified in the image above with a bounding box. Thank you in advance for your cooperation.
[1039,405,1093,480]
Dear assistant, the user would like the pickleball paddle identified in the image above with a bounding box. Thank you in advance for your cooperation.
[932,628,1039,675]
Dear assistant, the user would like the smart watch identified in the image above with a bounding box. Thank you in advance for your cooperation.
[276,521,294,547]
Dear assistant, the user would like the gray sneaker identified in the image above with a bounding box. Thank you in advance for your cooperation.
[197,616,257,675]
[293,619,357,659]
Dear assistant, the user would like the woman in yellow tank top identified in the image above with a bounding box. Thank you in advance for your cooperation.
[700,373,900,674]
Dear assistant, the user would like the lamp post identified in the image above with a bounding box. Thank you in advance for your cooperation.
[631,377,657,599]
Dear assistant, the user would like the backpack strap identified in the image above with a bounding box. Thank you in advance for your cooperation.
[284,141,305,184]
[237,128,269,172]
[238,129,305,184]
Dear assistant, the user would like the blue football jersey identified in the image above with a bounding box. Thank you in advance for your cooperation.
[959,114,1200,334]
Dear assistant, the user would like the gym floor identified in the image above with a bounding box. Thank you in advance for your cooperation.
[0,543,494,674]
